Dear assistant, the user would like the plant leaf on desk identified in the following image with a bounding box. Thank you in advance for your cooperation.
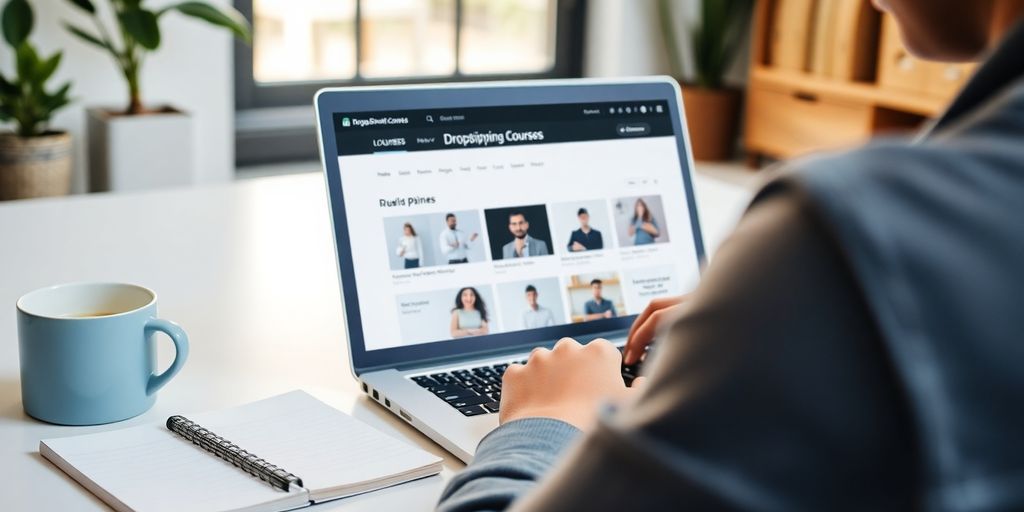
[2,0,33,47]
[65,0,95,14]
[119,7,161,50]
[162,1,252,43]
[64,22,110,51]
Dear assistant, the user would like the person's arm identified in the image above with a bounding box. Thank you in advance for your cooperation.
[440,231,454,255]
[478,320,489,335]
[437,188,916,512]
[640,218,659,237]
[450,310,466,338]
[594,231,603,250]
[416,237,424,260]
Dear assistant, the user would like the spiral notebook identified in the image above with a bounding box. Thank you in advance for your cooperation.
[39,390,443,512]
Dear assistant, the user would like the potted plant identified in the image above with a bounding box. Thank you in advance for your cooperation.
[62,0,251,192]
[658,0,753,161]
[0,0,74,200]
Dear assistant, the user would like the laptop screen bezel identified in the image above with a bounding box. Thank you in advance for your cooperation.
[315,78,706,374]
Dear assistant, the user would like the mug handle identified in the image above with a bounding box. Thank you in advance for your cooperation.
[144,318,190,396]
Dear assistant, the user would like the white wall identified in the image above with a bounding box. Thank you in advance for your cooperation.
[584,0,749,85]
[2,0,235,193]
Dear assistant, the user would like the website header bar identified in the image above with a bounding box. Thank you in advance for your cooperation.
[333,101,673,156]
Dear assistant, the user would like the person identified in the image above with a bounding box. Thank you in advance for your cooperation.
[566,208,604,252]
[581,279,616,320]
[439,213,478,264]
[521,285,556,329]
[395,222,424,269]
[437,1,1024,510]
[626,198,659,245]
[450,287,489,338]
[501,211,550,259]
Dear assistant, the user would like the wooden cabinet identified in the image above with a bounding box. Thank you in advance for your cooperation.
[746,85,872,157]
[744,0,995,164]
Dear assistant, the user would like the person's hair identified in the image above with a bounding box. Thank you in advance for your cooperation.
[525,284,537,294]
[508,211,527,222]
[632,198,653,224]
[445,213,455,221]
[453,286,488,322]
[403,222,417,236]
[590,279,602,287]
[577,207,588,217]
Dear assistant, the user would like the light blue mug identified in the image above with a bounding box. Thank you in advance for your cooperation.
[17,282,189,425]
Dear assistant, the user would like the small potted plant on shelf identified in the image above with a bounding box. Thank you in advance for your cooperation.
[0,0,74,201]
[658,0,753,161]
[62,0,251,192]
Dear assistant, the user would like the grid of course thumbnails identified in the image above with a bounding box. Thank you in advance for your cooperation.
[384,197,676,342]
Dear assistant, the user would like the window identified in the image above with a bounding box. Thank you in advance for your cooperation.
[234,0,586,165]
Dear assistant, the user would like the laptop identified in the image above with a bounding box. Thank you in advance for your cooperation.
[314,77,706,463]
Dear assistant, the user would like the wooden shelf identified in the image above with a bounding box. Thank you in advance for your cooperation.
[743,0,989,163]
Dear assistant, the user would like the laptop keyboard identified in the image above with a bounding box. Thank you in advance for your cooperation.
[410,360,524,417]
[410,346,642,417]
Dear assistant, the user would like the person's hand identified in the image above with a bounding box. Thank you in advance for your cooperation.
[571,241,586,251]
[603,310,612,318]
[500,338,647,430]
[623,295,689,365]
[514,237,526,255]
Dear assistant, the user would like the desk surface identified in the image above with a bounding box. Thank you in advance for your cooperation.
[0,171,751,511]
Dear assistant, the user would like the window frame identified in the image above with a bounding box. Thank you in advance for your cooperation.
[233,0,587,111]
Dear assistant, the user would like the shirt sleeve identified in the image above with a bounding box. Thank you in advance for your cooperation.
[435,186,917,512]
[440,231,453,255]
[437,418,580,512]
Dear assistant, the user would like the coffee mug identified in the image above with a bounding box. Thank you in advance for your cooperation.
[17,282,189,425]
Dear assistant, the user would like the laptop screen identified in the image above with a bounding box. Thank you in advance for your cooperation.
[332,100,701,352]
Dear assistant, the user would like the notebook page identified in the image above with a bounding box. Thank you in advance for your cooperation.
[41,422,309,512]
[192,391,442,500]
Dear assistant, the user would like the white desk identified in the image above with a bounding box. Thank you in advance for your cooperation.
[0,171,751,511]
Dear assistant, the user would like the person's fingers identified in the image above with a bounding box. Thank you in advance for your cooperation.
[527,347,550,365]
[587,338,620,360]
[623,309,666,364]
[553,337,579,352]
[624,296,687,363]
[625,297,674,348]
[629,375,649,391]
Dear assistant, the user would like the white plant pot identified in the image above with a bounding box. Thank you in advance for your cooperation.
[87,107,195,192]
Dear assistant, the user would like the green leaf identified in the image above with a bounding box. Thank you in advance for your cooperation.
[65,0,95,14]
[164,2,251,43]
[64,22,111,51]
[16,42,38,80]
[36,51,62,82]
[2,0,33,47]
[42,81,72,112]
[119,8,161,50]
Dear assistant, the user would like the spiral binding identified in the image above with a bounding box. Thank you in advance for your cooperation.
[166,415,304,492]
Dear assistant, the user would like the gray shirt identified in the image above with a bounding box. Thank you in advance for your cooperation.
[437,21,1024,512]
[501,235,549,259]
